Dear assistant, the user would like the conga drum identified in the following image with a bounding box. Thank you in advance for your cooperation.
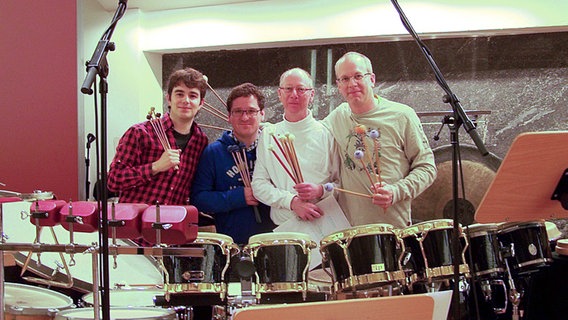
[161,232,239,300]
[320,224,405,295]
[244,232,316,300]
[400,219,469,283]
[465,223,505,278]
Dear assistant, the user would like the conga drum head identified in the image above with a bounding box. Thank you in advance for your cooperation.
[248,231,314,245]
[465,223,500,237]
[320,224,395,247]
[4,282,74,318]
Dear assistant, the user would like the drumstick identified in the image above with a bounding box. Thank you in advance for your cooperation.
[286,133,304,183]
[370,129,383,184]
[355,124,379,185]
[228,145,262,223]
[203,101,229,122]
[354,150,375,191]
[203,75,228,108]
[199,123,230,131]
[147,108,178,170]
[268,145,297,184]
[324,183,372,199]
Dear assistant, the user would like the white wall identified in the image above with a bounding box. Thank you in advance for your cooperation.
[79,0,568,183]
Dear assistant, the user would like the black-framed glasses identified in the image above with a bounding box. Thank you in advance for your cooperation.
[336,73,372,84]
[230,109,261,117]
[278,87,313,95]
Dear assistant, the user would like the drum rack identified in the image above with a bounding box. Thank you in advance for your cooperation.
[0,202,204,320]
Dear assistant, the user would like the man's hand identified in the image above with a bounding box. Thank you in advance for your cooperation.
[293,182,323,201]
[244,186,260,206]
[371,181,393,210]
[151,149,180,174]
[291,196,323,221]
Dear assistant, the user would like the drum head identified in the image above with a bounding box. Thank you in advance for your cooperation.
[82,288,165,307]
[465,223,500,237]
[248,231,312,244]
[320,224,395,247]
[197,231,234,244]
[54,307,176,320]
[400,219,454,238]
[4,282,73,315]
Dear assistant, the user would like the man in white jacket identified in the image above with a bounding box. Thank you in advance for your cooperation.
[252,68,339,225]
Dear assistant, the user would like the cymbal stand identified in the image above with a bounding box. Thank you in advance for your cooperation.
[502,243,522,320]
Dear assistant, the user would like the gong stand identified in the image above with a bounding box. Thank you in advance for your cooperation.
[390,1,489,319]
[80,1,128,319]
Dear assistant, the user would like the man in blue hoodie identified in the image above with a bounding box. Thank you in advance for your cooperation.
[191,83,275,245]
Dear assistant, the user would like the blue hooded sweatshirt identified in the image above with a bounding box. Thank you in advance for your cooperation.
[191,131,275,244]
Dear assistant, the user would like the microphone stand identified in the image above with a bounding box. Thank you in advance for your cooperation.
[80,1,127,319]
[85,135,94,200]
[390,1,489,319]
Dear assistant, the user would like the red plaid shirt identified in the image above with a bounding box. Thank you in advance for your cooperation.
[108,113,208,205]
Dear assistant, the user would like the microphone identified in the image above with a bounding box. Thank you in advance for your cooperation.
[86,133,96,148]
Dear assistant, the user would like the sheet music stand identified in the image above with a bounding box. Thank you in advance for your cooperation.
[232,292,452,320]
[476,131,568,223]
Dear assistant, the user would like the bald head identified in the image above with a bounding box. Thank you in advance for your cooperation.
[335,52,373,75]
[279,68,313,87]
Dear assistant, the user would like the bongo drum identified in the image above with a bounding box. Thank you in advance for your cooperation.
[400,219,469,283]
[320,224,405,294]
[497,220,553,275]
[244,232,316,299]
[162,232,239,299]
[53,308,175,320]
[4,282,74,320]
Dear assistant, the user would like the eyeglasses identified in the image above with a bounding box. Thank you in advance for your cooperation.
[336,73,372,84]
[230,109,261,117]
[278,87,313,95]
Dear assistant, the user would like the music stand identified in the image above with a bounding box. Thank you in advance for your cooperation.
[476,131,568,223]
[232,291,452,320]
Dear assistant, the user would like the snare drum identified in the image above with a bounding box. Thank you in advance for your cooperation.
[465,223,505,278]
[4,282,74,319]
[400,219,469,283]
[81,287,165,307]
[245,232,316,298]
[162,232,239,299]
[54,307,175,320]
[498,220,553,275]
[320,224,405,294]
